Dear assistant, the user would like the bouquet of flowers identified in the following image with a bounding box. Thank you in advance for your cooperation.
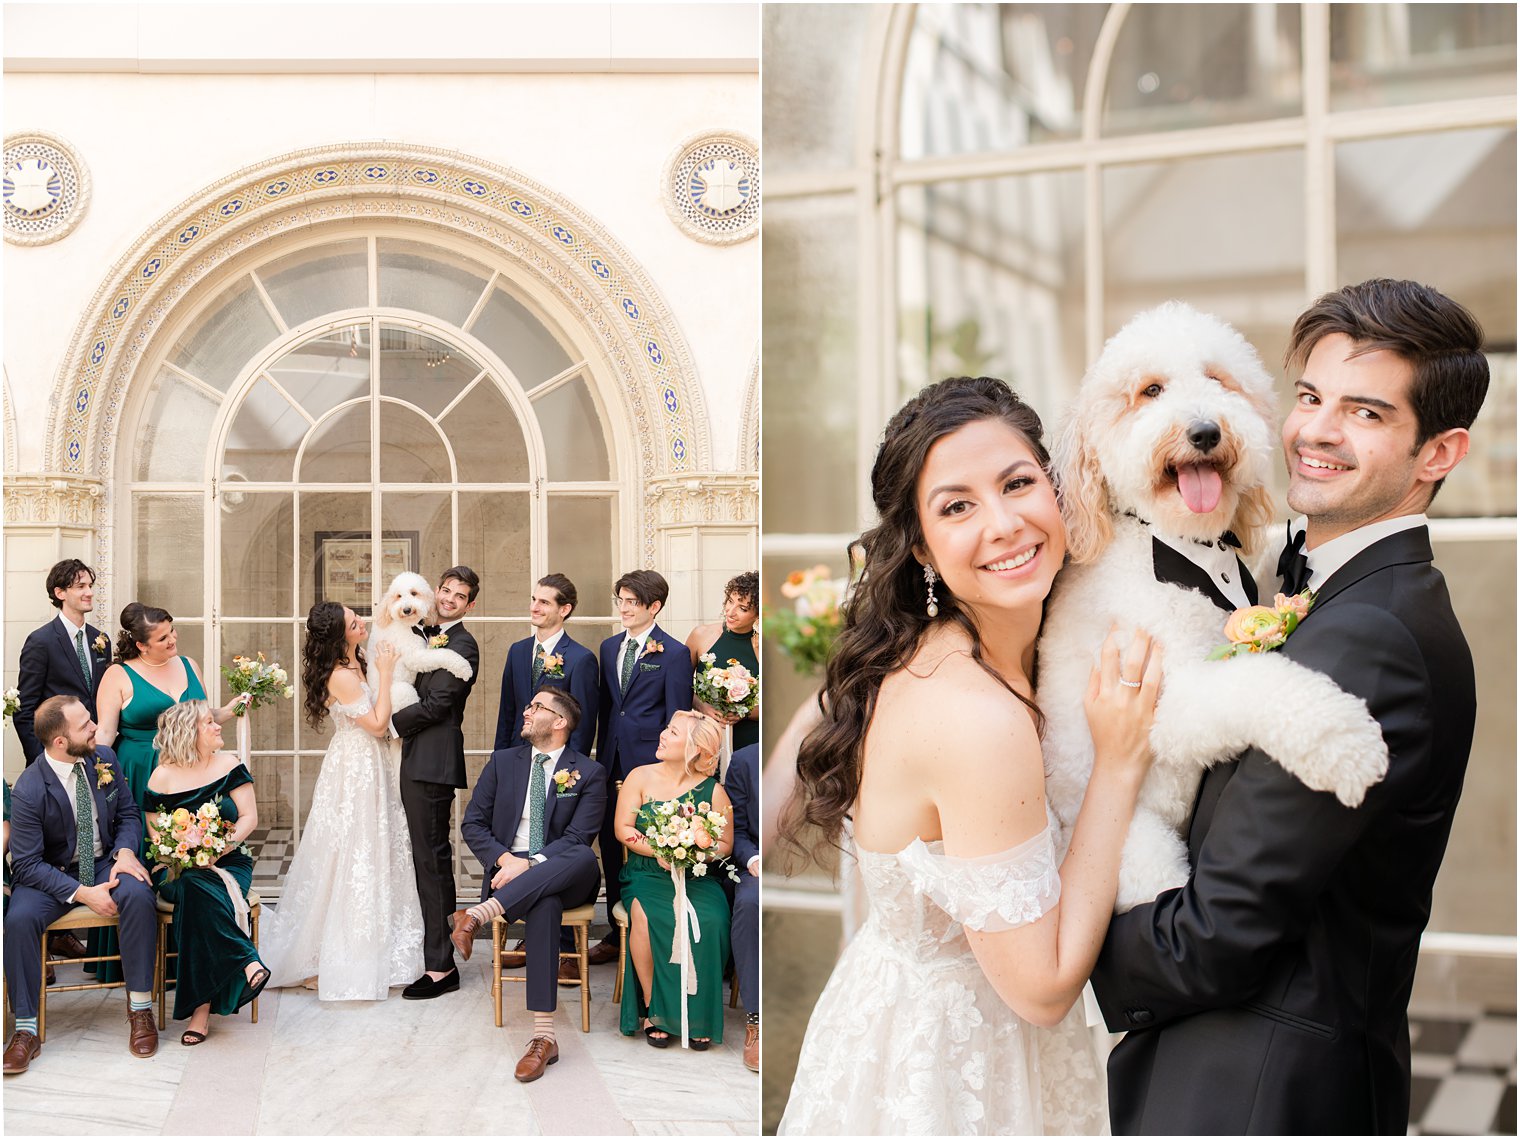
[3,687,19,723]
[764,564,851,676]
[693,654,759,720]
[222,652,295,715]
[146,801,246,880]
[644,795,739,882]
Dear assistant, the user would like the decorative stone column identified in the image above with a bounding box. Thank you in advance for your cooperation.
[645,473,759,633]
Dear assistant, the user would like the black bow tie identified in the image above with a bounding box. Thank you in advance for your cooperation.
[1276,525,1310,594]
[414,624,442,638]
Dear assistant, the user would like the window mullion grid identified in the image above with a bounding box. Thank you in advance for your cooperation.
[1303,3,1334,296]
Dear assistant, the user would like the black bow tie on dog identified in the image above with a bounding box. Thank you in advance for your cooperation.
[413,623,443,638]
[1277,526,1311,594]
[1122,511,1241,550]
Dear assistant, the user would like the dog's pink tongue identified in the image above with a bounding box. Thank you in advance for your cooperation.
[1177,464,1222,514]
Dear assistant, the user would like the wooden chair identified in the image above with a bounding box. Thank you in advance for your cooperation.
[154,892,262,1029]
[30,907,126,1041]
[611,900,741,1009]
[490,903,594,1032]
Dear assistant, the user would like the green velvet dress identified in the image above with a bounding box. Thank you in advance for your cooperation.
[702,627,759,751]
[618,776,731,1043]
[144,765,262,1020]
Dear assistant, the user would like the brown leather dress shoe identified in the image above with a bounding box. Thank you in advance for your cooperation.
[450,910,480,961]
[127,1007,159,1058]
[587,940,618,965]
[557,958,581,985]
[743,1022,759,1072]
[2,1030,40,1075]
[48,931,88,960]
[501,938,526,968]
[514,1036,559,1082]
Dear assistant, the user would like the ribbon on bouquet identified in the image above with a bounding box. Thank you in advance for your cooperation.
[667,865,703,1049]
[235,714,252,770]
[211,864,252,936]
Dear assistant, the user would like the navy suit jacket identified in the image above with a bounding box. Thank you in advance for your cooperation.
[461,744,607,892]
[493,632,597,754]
[596,625,692,778]
[9,745,140,903]
[14,617,111,764]
[723,743,759,869]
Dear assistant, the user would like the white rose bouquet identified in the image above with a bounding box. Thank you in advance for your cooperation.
[221,651,295,715]
[692,655,759,722]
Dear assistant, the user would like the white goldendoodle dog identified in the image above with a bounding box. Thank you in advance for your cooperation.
[1036,302,1388,911]
[367,571,473,713]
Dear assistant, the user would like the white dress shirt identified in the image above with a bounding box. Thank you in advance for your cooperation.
[510,744,567,861]
[1293,513,1428,593]
[532,628,566,658]
[1155,532,1253,610]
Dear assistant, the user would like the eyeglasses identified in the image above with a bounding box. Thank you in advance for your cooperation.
[611,595,641,610]
[523,701,558,714]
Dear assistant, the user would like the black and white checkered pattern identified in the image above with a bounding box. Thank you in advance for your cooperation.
[1409,1009,1516,1135]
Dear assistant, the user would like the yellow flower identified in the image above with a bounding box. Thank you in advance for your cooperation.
[1223,606,1284,648]
[94,760,114,786]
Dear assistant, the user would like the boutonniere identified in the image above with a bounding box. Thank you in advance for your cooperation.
[552,768,581,796]
[428,633,449,649]
[94,759,115,787]
[93,633,110,656]
[641,639,664,658]
[1208,591,1315,660]
[541,652,565,678]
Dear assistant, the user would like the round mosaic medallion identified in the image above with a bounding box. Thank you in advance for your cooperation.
[4,132,90,246]
[663,131,759,246]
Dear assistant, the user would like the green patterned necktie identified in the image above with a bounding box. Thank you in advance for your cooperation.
[532,641,545,685]
[74,761,95,887]
[528,753,549,856]
[619,637,639,694]
[75,628,92,685]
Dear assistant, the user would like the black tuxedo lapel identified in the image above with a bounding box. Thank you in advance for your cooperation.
[1306,526,1433,613]
[1150,538,1249,612]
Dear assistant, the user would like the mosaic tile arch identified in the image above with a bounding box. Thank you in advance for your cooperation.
[43,141,712,489]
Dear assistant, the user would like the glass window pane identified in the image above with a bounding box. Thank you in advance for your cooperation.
[457,492,530,620]
[217,623,297,755]
[378,492,454,593]
[1336,128,1516,518]
[134,495,204,618]
[901,4,1109,159]
[1103,4,1302,136]
[379,401,451,483]
[897,171,1085,422]
[268,326,371,423]
[531,374,611,481]
[299,493,371,615]
[763,4,870,174]
[545,496,614,623]
[468,286,573,389]
[378,325,481,418]
[134,367,220,482]
[377,239,493,326]
[1331,4,1516,111]
[168,276,280,393]
[167,623,204,682]
[444,378,530,483]
[258,239,368,328]
[221,492,294,618]
[222,377,303,482]
[457,621,524,772]
[763,195,859,534]
[299,404,371,483]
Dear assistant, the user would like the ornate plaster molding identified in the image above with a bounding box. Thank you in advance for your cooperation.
[3,473,103,527]
[661,130,759,246]
[646,472,758,527]
[739,350,759,473]
[3,130,91,246]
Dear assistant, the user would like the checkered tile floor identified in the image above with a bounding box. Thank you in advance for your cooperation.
[1408,1008,1516,1135]
[249,826,486,904]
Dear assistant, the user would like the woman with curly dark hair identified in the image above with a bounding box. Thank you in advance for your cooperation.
[684,570,760,750]
[778,377,1162,1134]
[260,602,424,1000]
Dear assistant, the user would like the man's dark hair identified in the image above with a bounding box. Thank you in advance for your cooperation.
[46,560,95,609]
[534,684,581,734]
[614,570,670,613]
[539,573,578,615]
[34,695,81,748]
[1286,279,1489,499]
[724,571,759,609]
[440,565,481,604]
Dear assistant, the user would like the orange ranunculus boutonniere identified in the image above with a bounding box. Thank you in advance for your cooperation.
[641,638,664,657]
[1209,591,1315,660]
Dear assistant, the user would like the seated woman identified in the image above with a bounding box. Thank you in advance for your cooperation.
[143,700,269,1045]
[615,710,733,1049]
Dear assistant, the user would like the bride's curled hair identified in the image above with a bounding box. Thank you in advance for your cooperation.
[780,377,1051,869]
[302,601,362,731]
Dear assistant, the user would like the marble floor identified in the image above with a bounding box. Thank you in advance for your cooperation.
[4,930,758,1137]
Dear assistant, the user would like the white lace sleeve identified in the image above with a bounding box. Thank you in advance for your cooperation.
[897,829,1060,932]
[329,693,374,717]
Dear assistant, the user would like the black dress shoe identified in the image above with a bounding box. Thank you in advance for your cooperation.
[402,968,460,1000]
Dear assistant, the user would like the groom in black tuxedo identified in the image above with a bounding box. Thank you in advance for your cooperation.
[453,686,606,1082]
[1092,280,1489,1135]
[393,565,480,999]
[14,560,112,765]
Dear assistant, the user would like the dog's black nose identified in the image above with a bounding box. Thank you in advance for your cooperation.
[1188,421,1221,453]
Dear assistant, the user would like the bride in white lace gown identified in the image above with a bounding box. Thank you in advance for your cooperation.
[262,604,425,999]
[778,379,1162,1135]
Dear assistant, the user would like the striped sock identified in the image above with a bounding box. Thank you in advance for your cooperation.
[14,1016,38,1036]
[468,898,504,925]
[533,1010,555,1043]
[128,992,152,1012]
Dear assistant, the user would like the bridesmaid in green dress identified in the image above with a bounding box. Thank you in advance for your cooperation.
[615,710,734,1048]
[685,571,760,751]
[142,700,269,1045]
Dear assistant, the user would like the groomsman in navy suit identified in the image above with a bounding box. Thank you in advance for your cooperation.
[453,687,606,1082]
[493,573,597,755]
[4,696,159,1073]
[588,570,692,963]
[14,560,112,765]
[724,742,760,1073]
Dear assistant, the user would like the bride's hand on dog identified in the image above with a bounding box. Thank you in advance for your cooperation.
[1084,627,1162,782]
[372,640,399,676]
